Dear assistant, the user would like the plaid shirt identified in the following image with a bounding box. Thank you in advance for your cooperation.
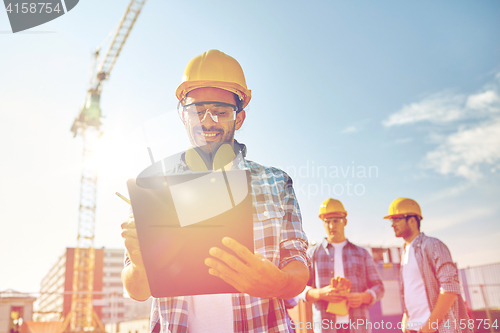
[401,233,471,333]
[298,239,384,333]
[127,142,310,333]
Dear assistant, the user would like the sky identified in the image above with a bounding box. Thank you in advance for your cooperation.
[1,0,499,294]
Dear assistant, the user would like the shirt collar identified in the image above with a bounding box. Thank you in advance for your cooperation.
[321,238,351,251]
[406,232,425,249]
[233,140,247,169]
[234,140,247,158]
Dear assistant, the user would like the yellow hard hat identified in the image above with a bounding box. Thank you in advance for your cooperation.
[319,198,347,219]
[176,50,252,109]
[383,198,423,220]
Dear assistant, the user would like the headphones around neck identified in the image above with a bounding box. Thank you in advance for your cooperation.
[185,144,237,171]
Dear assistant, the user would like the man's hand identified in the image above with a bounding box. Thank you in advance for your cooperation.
[204,237,307,299]
[121,213,151,301]
[346,292,372,308]
[120,214,144,270]
[317,286,347,303]
[305,286,351,303]
[417,291,457,333]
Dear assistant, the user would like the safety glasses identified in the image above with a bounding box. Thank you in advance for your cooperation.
[178,101,238,123]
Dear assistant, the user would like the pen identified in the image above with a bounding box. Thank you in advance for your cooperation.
[115,192,131,205]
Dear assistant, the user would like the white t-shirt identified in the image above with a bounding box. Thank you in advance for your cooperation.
[331,240,349,324]
[186,294,233,332]
[402,241,431,327]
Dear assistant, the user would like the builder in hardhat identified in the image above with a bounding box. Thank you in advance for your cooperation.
[121,50,310,332]
[298,198,384,333]
[384,198,471,333]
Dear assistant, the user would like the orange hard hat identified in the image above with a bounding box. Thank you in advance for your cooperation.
[383,198,423,220]
[319,198,347,219]
[176,50,252,109]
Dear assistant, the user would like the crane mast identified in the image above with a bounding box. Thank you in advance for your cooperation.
[64,1,146,332]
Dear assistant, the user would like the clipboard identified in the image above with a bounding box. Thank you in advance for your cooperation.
[127,169,254,297]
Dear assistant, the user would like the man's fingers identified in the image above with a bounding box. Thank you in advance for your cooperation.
[328,291,345,297]
[208,268,243,291]
[124,239,140,255]
[221,237,257,265]
[205,238,283,299]
[207,265,256,295]
[121,219,136,230]
[255,252,266,259]
[121,228,138,239]
[204,257,250,288]
[127,248,142,257]
[346,295,362,308]
[327,289,347,303]
[206,248,249,275]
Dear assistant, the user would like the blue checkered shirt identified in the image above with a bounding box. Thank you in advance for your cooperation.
[126,143,309,333]
[401,233,471,333]
[298,239,384,333]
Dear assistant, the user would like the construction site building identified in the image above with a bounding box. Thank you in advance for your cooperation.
[36,248,137,325]
[0,289,36,333]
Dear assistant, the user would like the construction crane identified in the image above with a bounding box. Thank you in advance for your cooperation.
[63,1,147,332]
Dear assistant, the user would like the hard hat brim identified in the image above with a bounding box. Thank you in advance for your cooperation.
[383,214,422,220]
[319,212,347,219]
[176,81,251,109]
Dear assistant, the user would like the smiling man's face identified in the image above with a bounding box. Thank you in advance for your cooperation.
[182,87,245,154]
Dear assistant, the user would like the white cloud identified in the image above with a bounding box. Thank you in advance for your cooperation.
[383,84,500,128]
[383,91,467,127]
[465,90,500,113]
[341,126,358,134]
[383,74,500,180]
[423,118,500,180]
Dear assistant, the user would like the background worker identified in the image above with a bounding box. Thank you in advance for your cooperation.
[120,50,310,333]
[383,198,471,333]
[299,198,384,333]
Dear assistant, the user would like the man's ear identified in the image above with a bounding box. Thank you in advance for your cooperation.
[408,216,417,230]
[235,110,246,130]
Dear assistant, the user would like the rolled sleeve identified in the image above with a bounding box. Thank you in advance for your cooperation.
[433,240,461,295]
[279,173,310,270]
[280,238,309,269]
